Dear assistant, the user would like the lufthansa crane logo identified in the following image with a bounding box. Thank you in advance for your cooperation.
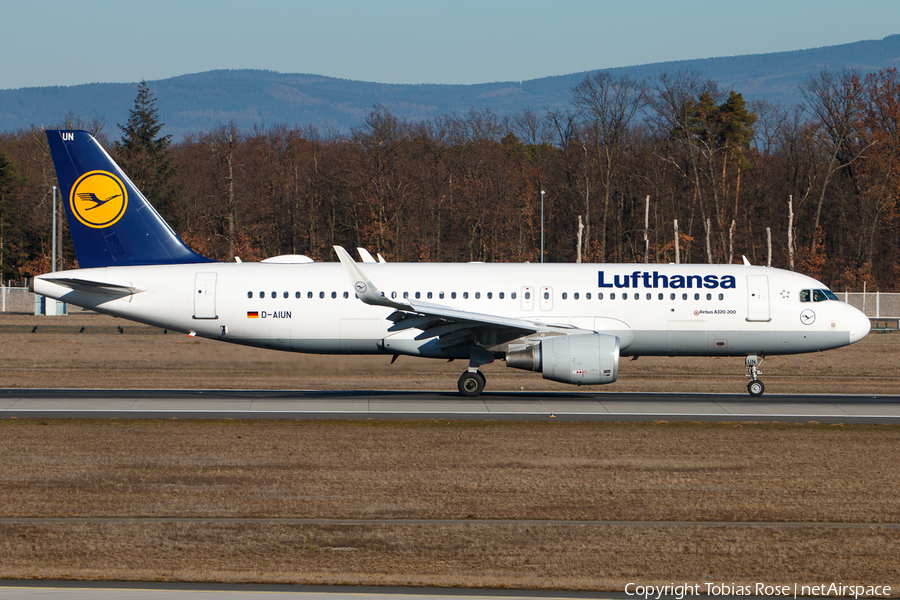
[70,170,128,228]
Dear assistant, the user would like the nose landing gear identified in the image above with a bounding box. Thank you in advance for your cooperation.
[746,355,765,397]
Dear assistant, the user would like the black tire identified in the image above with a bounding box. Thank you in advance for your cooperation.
[458,371,486,397]
[747,380,765,397]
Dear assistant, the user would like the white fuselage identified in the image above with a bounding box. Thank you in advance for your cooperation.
[33,261,870,360]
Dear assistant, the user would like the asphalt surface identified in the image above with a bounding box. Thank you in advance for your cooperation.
[0,581,836,600]
[2,389,900,423]
[0,582,618,600]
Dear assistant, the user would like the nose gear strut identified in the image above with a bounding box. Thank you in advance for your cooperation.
[746,355,765,397]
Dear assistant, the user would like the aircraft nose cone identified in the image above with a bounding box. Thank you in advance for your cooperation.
[849,307,871,343]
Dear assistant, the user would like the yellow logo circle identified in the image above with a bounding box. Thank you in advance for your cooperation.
[70,170,128,228]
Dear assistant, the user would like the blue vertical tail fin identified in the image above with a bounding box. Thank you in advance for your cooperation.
[46,129,213,268]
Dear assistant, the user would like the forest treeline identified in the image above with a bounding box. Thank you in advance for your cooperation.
[0,68,898,291]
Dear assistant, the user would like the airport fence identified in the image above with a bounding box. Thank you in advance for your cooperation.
[3,285,900,318]
[1,286,36,313]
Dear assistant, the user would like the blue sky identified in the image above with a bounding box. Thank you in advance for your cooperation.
[3,0,900,90]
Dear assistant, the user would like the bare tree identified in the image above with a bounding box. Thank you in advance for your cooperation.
[801,69,872,257]
[205,121,241,261]
[572,72,647,261]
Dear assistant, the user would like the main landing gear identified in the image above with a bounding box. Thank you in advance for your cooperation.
[457,345,493,397]
[458,370,486,396]
[745,355,765,397]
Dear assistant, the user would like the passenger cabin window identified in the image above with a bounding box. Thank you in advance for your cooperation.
[283,291,289,299]
[511,292,517,300]
[524,292,530,300]
[295,292,301,299]
[247,291,253,298]
[271,291,276,299]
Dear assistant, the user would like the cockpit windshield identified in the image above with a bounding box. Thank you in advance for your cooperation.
[800,289,839,302]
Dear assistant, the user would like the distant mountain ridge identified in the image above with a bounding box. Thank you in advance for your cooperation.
[2,35,899,140]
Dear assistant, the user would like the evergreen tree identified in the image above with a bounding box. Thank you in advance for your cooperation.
[116,80,175,213]
[0,151,26,285]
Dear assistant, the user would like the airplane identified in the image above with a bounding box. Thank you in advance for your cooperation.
[31,130,871,397]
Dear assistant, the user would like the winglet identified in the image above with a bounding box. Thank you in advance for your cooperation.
[333,246,408,310]
[357,248,377,263]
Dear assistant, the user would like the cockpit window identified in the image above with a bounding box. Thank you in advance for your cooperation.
[815,289,839,301]
[802,288,838,302]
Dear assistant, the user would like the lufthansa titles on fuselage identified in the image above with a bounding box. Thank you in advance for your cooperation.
[598,270,737,289]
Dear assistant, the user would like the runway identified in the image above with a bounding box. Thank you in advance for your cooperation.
[0,581,806,600]
[0,582,622,600]
[2,389,900,423]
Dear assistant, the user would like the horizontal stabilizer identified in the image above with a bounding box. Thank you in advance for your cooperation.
[36,276,145,295]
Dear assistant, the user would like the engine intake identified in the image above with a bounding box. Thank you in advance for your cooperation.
[506,333,620,385]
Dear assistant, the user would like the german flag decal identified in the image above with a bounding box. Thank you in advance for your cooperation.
[247,311,259,318]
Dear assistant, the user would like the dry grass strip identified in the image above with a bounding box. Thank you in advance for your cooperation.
[1,419,899,591]
[1,313,899,394]
[1,522,897,591]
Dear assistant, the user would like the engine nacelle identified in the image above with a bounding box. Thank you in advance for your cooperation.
[506,333,620,385]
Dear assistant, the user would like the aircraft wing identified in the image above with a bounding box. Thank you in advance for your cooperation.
[334,246,573,349]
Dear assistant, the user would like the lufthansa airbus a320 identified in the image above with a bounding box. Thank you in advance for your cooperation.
[31,130,871,396]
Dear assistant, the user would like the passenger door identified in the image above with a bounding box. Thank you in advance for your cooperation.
[193,272,217,320]
[746,275,770,322]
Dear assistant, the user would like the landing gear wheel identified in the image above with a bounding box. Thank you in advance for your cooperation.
[458,371,486,397]
[747,380,765,397]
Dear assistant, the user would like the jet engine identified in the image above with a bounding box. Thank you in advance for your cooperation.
[505,333,620,385]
